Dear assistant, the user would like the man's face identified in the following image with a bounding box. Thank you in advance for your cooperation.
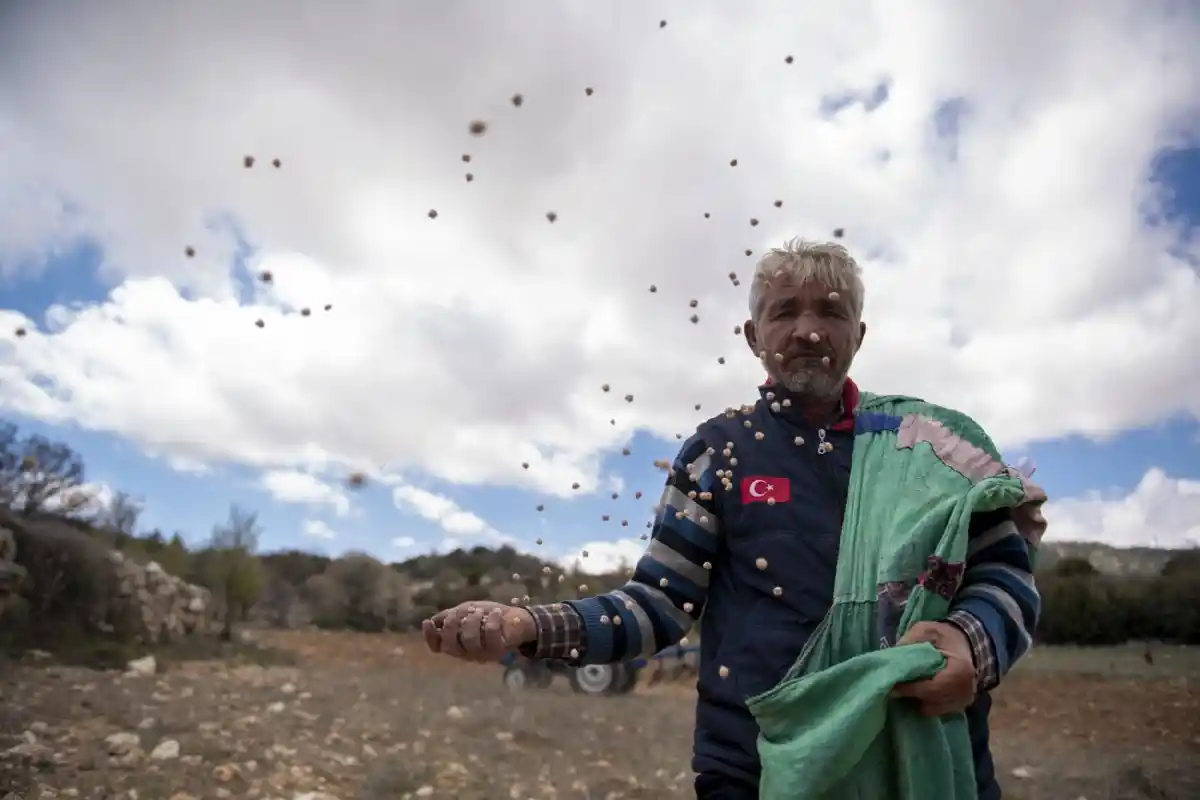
[743,274,866,400]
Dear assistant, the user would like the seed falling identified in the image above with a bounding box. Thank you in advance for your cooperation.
[718,665,730,678]
[346,472,367,489]
[774,352,785,362]
[718,357,726,364]
[521,462,530,469]
[689,299,699,308]
[634,490,642,499]
[545,211,558,223]
[185,246,195,258]
[15,327,27,337]
[465,173,474,182]
[774,199,783,208]
[468,120,488,136]
[462,154,472,163]
[536,504,544,511]
[690,314,700,324]
[578,584,588,592]
[324,304,332,311]
[599,615,610,625]
[512,572,521,581]
[601,383,611,392]
[659,20,667,28]
[536,537,543,545]
[572,482,580,490]
[694,403,701,410]
[734,325,742,335]
[243,155,255,168]
[649,284,657,292]
[511,93,524,107]
[570,648,580,659]
[254,319,265,328]
[300,307,311,316]
[622,447,631,456]
[272,158,281,168]
[625,394,634,403]
[683,602,694,612]
[704,212,711,219]
[428,209,438,219]
[833,227,845,238]
[750,218,759,227]
[611,491,619,499]
[745,249,753,257]
[703,561,713,570]
[585,87,594,96]
[755,557,768,570]
[785,55,794,64]
[258,270,273,284]
[730,159,738,167]
[659,577,669,588]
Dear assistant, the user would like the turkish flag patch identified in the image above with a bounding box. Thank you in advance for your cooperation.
[740,476,791,504]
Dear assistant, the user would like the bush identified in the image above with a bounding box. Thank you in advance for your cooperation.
[1036,571,1200,645]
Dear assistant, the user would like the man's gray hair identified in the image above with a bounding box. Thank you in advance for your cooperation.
[748,238,865,323]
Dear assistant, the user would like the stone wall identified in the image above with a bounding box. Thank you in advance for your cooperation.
[0,515,221,644]
[109,550,221,643]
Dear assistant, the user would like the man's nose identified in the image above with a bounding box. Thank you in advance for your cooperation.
[791,313,824,344]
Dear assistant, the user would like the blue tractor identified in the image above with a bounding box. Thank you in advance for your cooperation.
[499,642,700,696]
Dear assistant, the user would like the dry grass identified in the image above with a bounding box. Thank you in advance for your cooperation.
[1,630,1196,799]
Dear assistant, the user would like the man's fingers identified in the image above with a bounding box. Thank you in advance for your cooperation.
[440,612,466,658]
[890,676,935,700]
[421,619,443,654]
[481,609,510,657]
[459,610,487,658]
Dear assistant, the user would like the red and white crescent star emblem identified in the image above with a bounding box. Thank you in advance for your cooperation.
[741,476,791,504]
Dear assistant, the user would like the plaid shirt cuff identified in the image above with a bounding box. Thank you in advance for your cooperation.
[518,603,586,663]
[946,610,999,692]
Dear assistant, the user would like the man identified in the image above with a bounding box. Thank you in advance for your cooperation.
[423,239,1042,799]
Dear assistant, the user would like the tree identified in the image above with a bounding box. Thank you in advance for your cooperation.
[1052,556,1098,578]
[96,491,144,545]
[0,427,88,517]
[206,504,264,640]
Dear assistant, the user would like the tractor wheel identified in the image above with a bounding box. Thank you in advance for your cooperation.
[568,664,616,695]
[503,664,531,692]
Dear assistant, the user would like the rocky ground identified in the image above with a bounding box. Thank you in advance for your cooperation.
[1,630,1197,799]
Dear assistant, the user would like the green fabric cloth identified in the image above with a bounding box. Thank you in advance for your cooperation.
[747,393,1031,800]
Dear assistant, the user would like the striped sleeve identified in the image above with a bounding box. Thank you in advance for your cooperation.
[525,431,724,666]
[947,507,1042,691]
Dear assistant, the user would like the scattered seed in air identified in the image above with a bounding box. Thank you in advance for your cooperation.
[833,227,845,238]
[704,212,711,219]
[347,472,367,489]
[611,492,619,499]
[718,665,730,678]
[689,299,699,308]
[511,93,524,107]
[184,246,195,258]
[785,56,794,64]
[774,200,783,208]
[521,462,530,469]
[821,356,831,366]
[649,284,658,292]
[750,218,759,227]
[468,120,488,136]
[536,537,543,545]
[324,304,332,311]
[462,154,472,163]
[428,209,438,219]
[572,482,580,490]
[635,491,643,499]
[258,270,273,284]
[694,403,701,410]
[536,504,544,512]
[465,173,474,182]
[794,436,805,446]
[718,356,726,364]
[602,383,611,392]
[300,308,311,317]
[773,586,783,597]
[585,87,594,96]
[734,325,742,335]
[745,249,753,257]
[272,158,281,168]
[809,332,820,343]
[756,557,768,570]
[730,159,738,167]
[243,155,255,168]
[14,327,27,337]
[546,211,558,223]
[255,319,265,328]
[659,20,667,28]
[622,447,631,456]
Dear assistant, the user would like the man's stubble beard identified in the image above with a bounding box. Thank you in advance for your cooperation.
[777,365,848,403]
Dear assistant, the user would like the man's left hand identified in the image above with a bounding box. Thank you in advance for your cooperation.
[891,621,977,716]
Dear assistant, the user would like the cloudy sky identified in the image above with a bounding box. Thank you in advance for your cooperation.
[1,1,1198,573]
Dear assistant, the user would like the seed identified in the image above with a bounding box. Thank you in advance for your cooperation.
[522,462,529,469]
[750,218,759,227]
[585,87,594,96]
[243,155,255,168]
[774,199,783,207]
[465,173,474,182]
[601,384,610,392]
[755,432,764,441]
[536,504,544,511]
[809,332,820,343]
[730,159,738,167]
[773,586,783,597]
[774,352,784,362]
[254,319,265,328]
[462,154,472,163]
[833,227,845,238]
[718,356,726,364]
[272,158,281,168]
[821,356,831,366]
[625,394,634,402]
[428,209,438,219]
[184,246,195,258]
[745,249,753,257]
[704,212,711,219]
[718,665,730,678]
[572,482,580,489]
[324,304,333,311]
[829,291,840,301]
[756,557,768,570]
[649,284,657,292]
[511,93,524,107]
[689,299,698,308]
[468,120,488,136]
[659,578,669,588]
[683,602,694,612]
[659,20,667,28]
[545,211,558,223]
[694,403,701,410]
[794,436,805,446]
[785,56,794,64]
[690,314,699,324]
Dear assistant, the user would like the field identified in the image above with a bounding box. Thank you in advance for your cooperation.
[2,631,1197,800]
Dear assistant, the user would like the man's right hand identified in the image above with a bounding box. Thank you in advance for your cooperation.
[421,601,538,662]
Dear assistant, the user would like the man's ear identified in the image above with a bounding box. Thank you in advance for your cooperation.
[855,321,867,354]
[743,319,757,352]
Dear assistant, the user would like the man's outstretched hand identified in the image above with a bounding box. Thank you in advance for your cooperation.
[422,601,538,663]
[891,621,978,716]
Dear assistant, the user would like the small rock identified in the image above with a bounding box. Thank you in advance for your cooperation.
[150,739,180,760]
[1011,766,1034,779]
[126,655,156,677]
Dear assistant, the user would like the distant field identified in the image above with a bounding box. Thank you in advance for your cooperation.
[1017,642,1200,679]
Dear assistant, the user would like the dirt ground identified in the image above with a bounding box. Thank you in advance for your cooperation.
[1,631,1197,800]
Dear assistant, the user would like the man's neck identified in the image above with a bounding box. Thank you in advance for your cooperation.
[797,397,843,428]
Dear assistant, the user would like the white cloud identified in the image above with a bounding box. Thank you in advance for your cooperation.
[392,485,511,545]
[1044,468,1200,549]
[301,519,336,540]
[560,538,646,576]
[259,470,351,517]
[0,1,1198,528]
[392,535,417,549]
